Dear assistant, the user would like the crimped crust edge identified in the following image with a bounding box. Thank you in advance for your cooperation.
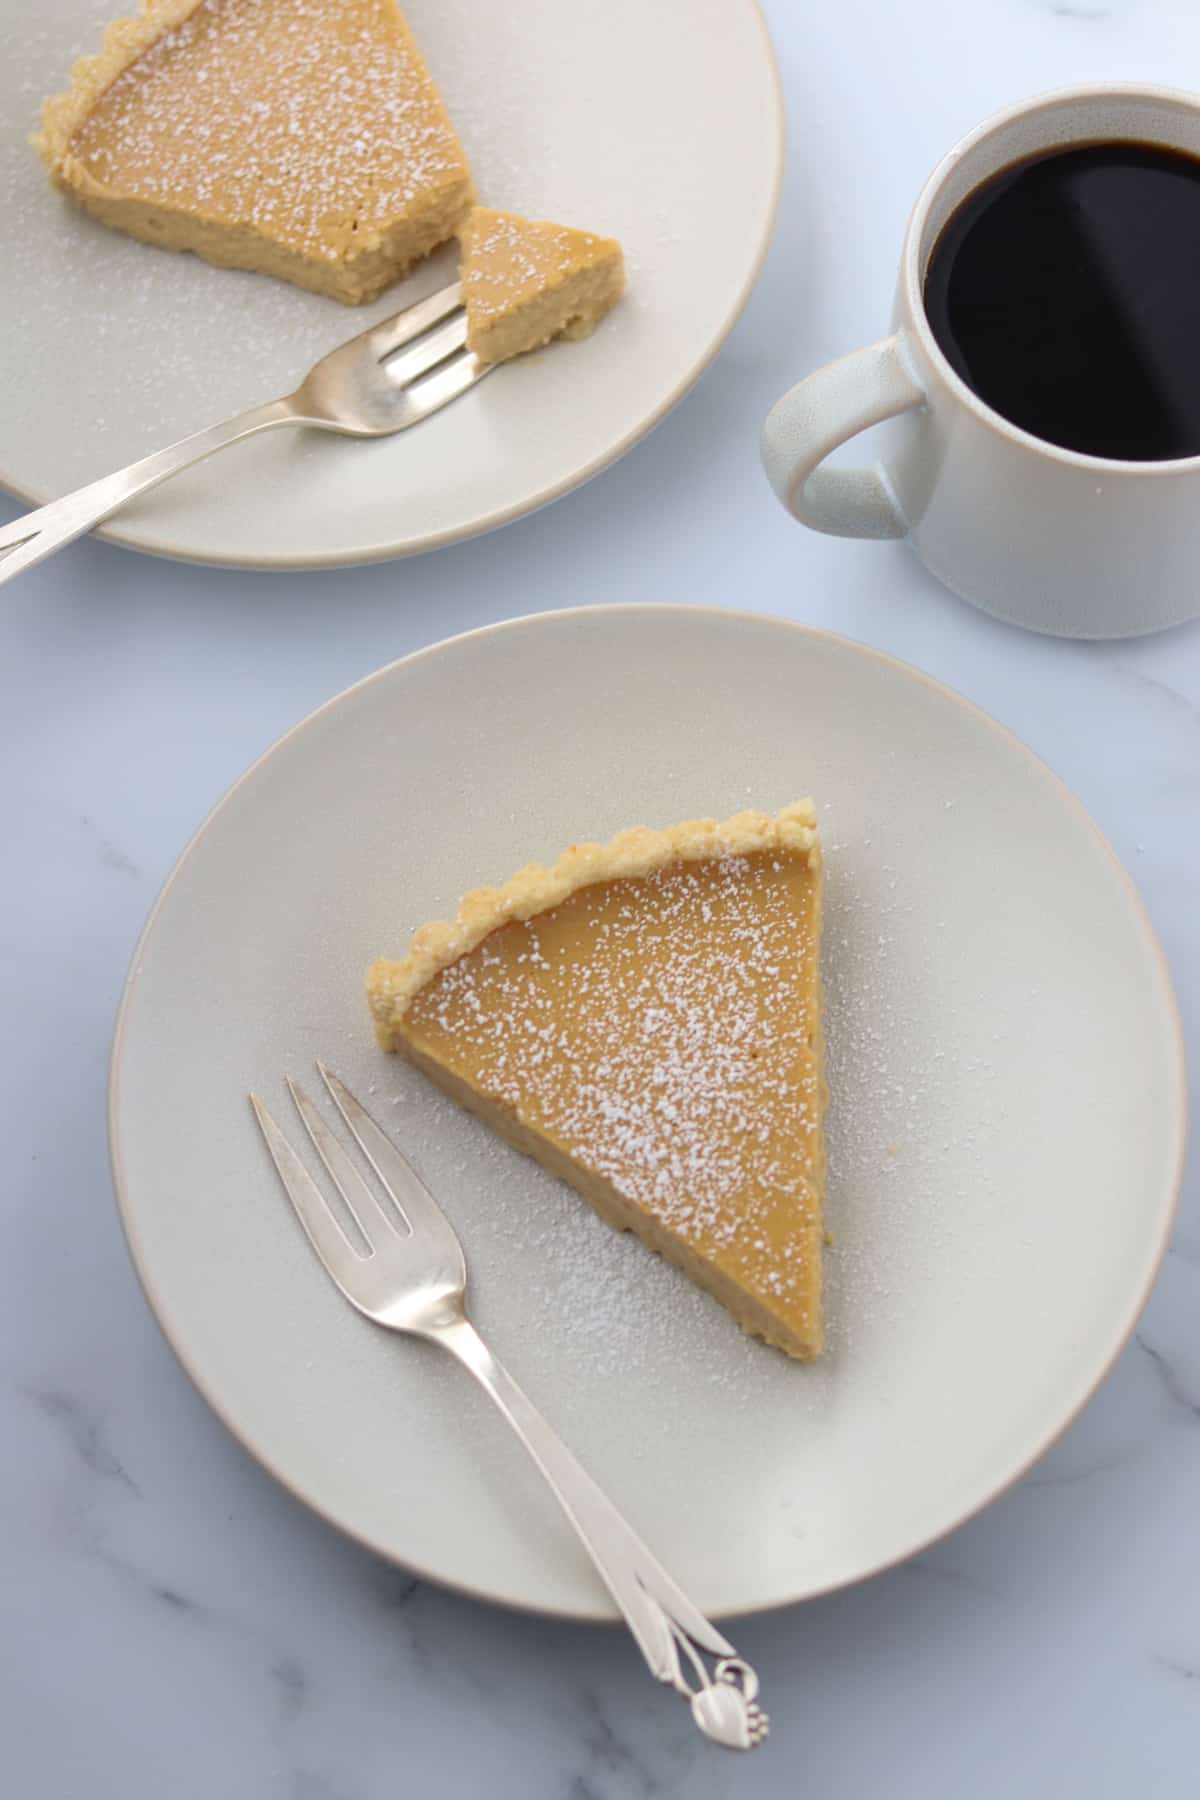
[368,800,818,1037]
[33,0,204,177]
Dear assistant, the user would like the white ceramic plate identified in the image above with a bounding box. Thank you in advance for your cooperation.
[0,0,780,568]
[109,607,1185,1619]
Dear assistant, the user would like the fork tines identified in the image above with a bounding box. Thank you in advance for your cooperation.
[250,1063,463,1312]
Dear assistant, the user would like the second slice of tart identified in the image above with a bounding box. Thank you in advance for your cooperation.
[368,804,826,1359]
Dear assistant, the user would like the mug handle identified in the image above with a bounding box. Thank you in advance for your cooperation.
[761,336,926,539]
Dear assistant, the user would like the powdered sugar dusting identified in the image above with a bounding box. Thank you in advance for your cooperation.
[378,1064,779,1399]
[462,209,614,318]
[818,804,1005,1357]
[404,850,823,1331]
[68,0,468,258]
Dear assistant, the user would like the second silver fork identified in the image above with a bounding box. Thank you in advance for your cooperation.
[0,281,487,585]
[251,1063,769,1752]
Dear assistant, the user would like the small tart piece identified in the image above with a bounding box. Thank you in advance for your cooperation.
[458,205,624,364]
[368,804,826,1359]
[34,0,474,304]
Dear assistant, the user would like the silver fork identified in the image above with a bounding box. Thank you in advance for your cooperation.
[0,282,486,585]
[250,1063,769,1752]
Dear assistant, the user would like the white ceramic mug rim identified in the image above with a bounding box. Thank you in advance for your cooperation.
[902,81,1200,477]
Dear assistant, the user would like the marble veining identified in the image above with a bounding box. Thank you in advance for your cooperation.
[1167,1232,1200,1268]
[371,1569,421,1612]
[1136,1333,1200,1422]
[3,1,1199,1795]
[902,1556,1003,1599]
[270,1657,310,1724]
[291,1775,359,1800]
[1151,1653,1200,1685]
[1041,3,1114,21]
[23,1385,144,1498]
[1109,661,1200,729]
[1020,1447,1143,1489]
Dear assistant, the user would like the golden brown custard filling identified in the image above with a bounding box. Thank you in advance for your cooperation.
[400,848,825,1354]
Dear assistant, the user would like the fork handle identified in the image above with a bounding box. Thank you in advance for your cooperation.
[432,1313,768,1751]
[0,397,298,585]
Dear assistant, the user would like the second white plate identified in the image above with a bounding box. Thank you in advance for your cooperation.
[110,607,1184,1618]
[0,0,781,567]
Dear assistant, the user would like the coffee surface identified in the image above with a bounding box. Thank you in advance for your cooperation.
[924,141,1200,461]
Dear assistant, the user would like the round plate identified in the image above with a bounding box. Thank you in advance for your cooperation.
[109,608,1185,1619]
[0,0,780,568]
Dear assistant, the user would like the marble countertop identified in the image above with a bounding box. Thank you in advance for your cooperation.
[4,2,1199,1794]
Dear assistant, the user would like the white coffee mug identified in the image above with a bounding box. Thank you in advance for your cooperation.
[762,84,1200,639]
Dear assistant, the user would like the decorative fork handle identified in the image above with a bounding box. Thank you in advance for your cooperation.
[432,1312,768,1751]
[0,397,296,585]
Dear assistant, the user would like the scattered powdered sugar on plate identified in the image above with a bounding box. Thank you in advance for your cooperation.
[820,812,1008,1355]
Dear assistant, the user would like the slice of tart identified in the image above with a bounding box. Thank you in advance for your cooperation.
[34,0,474,304]
[367,804,826,1358]
[458,206,624,364]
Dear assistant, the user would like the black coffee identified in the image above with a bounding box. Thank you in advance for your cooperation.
[924,141,1200,460]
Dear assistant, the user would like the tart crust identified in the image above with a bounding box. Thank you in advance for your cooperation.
[369,801,818,1035]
